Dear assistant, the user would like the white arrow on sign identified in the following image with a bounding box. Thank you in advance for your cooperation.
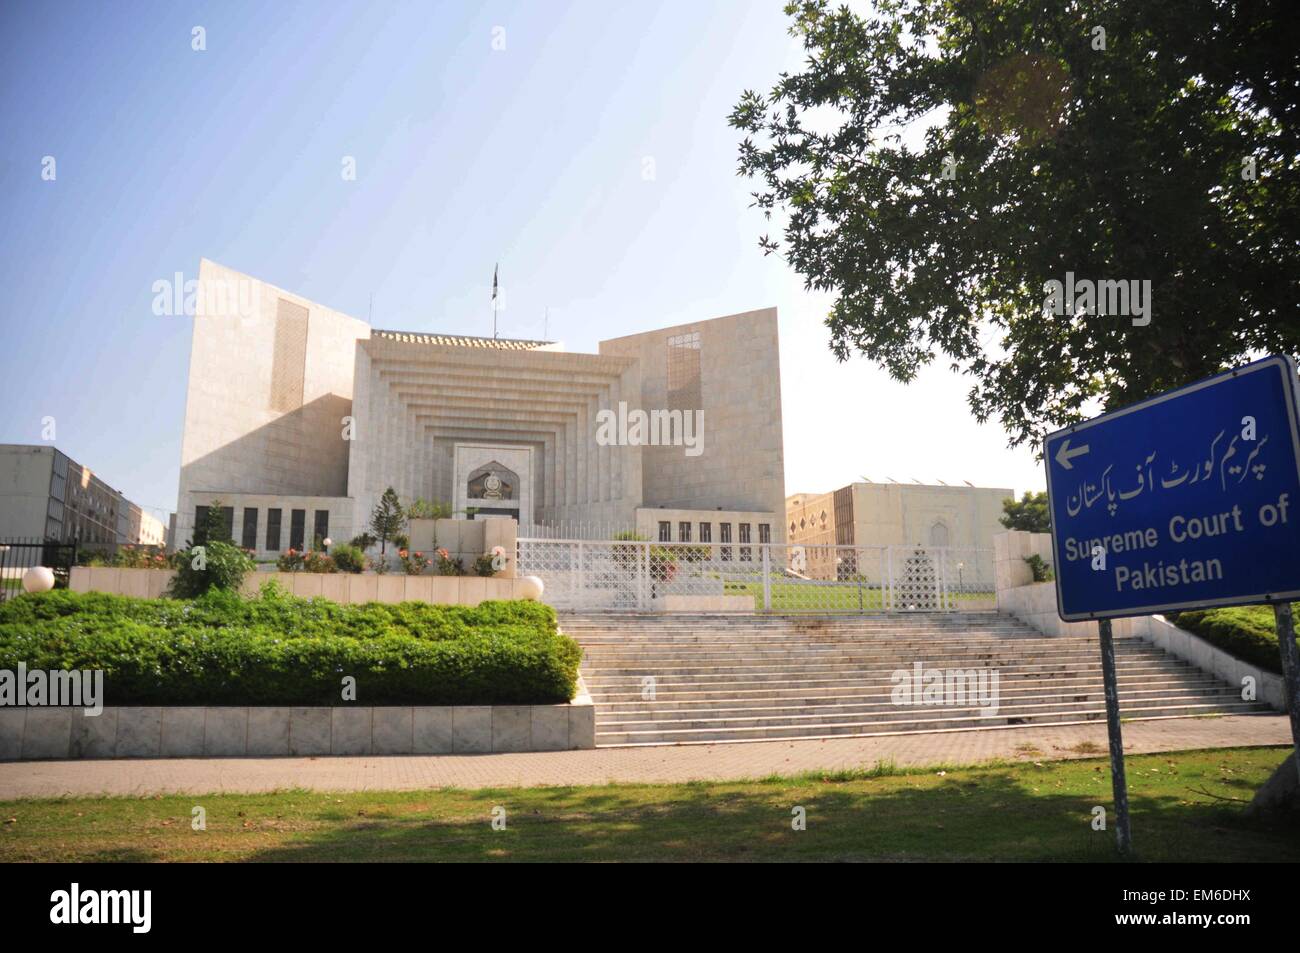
[1054,437,1090,470]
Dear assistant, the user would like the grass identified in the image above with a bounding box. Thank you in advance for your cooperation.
[1,747,1296,862]
[721,579,995,612]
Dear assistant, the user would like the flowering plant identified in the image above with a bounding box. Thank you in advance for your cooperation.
[302,550,337,573]
[398,549,431,575]
[473,545,509,577]
[277,549,305,572]
[435,547,463,576]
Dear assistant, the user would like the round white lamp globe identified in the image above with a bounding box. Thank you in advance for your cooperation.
[22,566,55,594]
[518,575,545,601]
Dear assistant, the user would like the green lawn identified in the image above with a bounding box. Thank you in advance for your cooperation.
[2,747,1296,862]
[722,579,994,612]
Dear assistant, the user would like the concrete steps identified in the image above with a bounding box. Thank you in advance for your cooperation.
[563,611,1272,747]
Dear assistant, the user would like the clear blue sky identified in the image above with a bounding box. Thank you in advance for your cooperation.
[0,0,1044,521]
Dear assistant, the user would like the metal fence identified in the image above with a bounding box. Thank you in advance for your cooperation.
[0,538,78,603]
[516,539,995,613]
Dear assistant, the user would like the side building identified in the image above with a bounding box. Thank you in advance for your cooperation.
[786,481,1013,585]
[0,444,168,546]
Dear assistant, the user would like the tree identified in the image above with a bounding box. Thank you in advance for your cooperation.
[369,487,406,555]
[730,0,1300,452]
[999,491,1051,533]
[406,498,454,520]
[195,499,231,546]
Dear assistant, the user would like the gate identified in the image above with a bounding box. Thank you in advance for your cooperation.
[516,539,994,613]
[0,538,78,603]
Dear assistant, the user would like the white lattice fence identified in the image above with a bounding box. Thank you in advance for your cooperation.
[517,539,995,612]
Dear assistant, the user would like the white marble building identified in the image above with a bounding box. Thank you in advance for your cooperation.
[173,260,786,554]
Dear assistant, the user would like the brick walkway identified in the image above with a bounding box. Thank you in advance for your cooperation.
[0,715,1290,799]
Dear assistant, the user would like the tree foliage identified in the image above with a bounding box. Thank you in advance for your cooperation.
[369,487,406,555]
[730,0,1300,450]
[195,499,232,546]
[999,490,1051,533]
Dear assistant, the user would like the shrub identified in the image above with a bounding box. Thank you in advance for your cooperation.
[302,550,337,573]
[1024,554,1054,582]
[1170,604,1297,675]
[435,548,463,576]
[114,545,171,569]
[0,591,577,706]
[168,540,256,597]
[398,549,431,575]
[349,533,376,551]
[611,533,647,571]
[407,498,453,520]
[331,544,366,573]
[473,546,510,577]
[277,549,305,572]
[649,546,677,582]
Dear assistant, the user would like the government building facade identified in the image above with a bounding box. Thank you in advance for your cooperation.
[173,260,786,554]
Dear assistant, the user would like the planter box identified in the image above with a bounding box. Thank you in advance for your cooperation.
[0,691,595,761]
[69,567,533,607]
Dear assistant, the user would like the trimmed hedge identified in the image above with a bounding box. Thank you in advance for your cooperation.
[0,590,579,706]
[1170,603,1298,675]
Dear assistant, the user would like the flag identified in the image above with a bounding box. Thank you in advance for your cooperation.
[492,264,498,302]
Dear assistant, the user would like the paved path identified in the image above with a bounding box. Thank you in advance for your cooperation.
[0,715,1290,799]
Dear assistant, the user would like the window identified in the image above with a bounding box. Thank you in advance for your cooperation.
[720,522,732,560]
[270,297,309,412]
[314,510,330,548]
[242,508,258,550]
[194,505,209,545]
[658,521,671,542]
[739,523,752,561]
[699,522,711,543]
[679,521,691,542]
[266,509,282,551]
[666,331,702,411]
[759,523,771,544]
[290,509,306,551]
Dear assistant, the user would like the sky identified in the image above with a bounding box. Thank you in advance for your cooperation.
[0,0,1046,523]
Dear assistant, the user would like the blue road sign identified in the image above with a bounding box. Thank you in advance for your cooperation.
[1045,355,1300,621]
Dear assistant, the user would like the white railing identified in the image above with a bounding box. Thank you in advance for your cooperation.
[516,539,995,613]
[517,521,638,540]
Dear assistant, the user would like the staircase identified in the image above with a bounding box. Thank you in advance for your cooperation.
[563,612,1272,747]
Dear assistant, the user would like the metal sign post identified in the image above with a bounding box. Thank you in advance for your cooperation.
[1271,602,1300,787]
[1096,618,1132,854]
[1043,355,1300,854]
